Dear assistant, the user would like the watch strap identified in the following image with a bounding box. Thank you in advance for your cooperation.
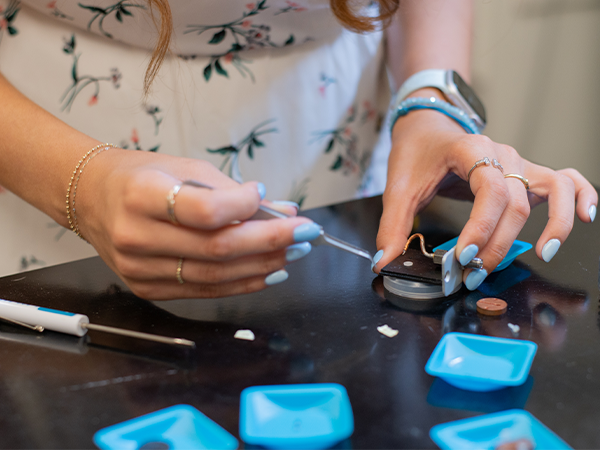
[392,69,448,110]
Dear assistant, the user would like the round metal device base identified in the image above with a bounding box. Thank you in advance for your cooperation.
[383,276,445,300]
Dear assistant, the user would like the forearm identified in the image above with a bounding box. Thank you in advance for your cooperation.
[385,0,473,90]
[0,72,101,226]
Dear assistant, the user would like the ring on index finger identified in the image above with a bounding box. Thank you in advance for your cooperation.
[166,183,183,225]
[467,157,504,182]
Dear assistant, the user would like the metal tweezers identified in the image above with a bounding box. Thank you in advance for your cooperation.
[181,180,374,264]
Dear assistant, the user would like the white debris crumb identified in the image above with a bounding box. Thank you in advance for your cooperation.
[508,323,520,334]
[234,329,255,341]
[377,324,399,338]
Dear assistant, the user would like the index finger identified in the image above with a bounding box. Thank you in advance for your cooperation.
[128,171,264,230]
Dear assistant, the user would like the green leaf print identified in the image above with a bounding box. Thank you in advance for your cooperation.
[0,0,21,44]
[203,64,213,81]
[214,60,228,77]
[78,1,144,39]
[60,35,122,112]
[209,29,227,44]
[206,120,277,181]
[330,155,343,171]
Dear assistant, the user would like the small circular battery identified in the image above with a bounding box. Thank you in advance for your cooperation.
[383,276,443,299]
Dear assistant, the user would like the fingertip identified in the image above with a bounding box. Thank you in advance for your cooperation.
[541,238,561,263]
[257,182,266,200]
[459,244,479,266]
[371,249,384,273]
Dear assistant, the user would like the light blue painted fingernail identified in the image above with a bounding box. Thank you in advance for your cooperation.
[465,268,488,291]
[371,249,384,273]
[272,200,300,210]
[293,223,321,242]
[459,244,479,266]
[542,239,561,262]
[265,269,289,285]
[257,182,266,200]
[589,205,596,223]
[286,242,312,262]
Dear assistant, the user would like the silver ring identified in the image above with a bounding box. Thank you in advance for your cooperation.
[176,257,184,284]
[467,157,504,182]
[492,158,504,174]
[166,183,182,225]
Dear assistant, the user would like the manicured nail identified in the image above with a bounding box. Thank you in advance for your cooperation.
[465,268,488,291]
[272,200,300,210]
[589,205,596,223]
[459,244,479,266]
[286,242,312,262]
[265,269,289,285]
[371,249,384,273]
[542,239,560,262]
[293,223,321,242]
[257,182,266,200]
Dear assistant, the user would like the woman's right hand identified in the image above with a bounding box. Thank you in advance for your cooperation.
[75,149,318,300]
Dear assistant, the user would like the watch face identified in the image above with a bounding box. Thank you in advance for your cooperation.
[452,71,487,125]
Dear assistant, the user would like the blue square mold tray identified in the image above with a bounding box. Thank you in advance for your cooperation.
[430,409,572,449]
[93,404,238,450]
[239,383,354,449]
[425,332,537,391]
[433,238,532,272]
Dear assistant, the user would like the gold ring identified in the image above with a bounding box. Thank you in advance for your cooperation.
[176,257,184,284]
[504,173,530,190]
[166,183,182,225]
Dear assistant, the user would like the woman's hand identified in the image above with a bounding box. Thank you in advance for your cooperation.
[373,108,597,290]
[74,149,318,300]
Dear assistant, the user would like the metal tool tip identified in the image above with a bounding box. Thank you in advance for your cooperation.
[175,338,196,348]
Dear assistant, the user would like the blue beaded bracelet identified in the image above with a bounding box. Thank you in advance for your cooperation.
[390,97,481,135]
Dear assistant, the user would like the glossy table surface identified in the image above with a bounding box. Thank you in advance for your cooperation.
[0,194,598,449]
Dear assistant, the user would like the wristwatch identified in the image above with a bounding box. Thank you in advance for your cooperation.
[392,69,487,131]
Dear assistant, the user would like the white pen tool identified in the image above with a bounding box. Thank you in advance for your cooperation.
[0,298,196,348]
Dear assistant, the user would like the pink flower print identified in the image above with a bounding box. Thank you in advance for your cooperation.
[246,3,255,9]
[47,1,56,8]
[223,53,234,63]
[0,19,7,29]
[343,127,352,137]
[131,128,139,144]
[318,85,326,97]
[88,95,98,106]
[241,20,252,28]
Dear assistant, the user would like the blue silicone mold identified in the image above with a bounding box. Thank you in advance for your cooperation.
[425,332,537,391]
[430,409,572,449]
[93,404,238,450]
[239,383,354,449]
[433,238,532,272]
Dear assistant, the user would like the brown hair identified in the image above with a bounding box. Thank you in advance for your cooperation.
[143,0,399,95]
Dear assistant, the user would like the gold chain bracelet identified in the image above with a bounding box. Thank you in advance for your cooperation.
[66,143,118,241]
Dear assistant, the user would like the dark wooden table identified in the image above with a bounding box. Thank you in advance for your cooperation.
[0,194,598,449]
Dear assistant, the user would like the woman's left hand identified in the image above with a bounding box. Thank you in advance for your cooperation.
[372,107,597,290]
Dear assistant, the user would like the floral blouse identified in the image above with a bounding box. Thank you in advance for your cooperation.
[0,0,391,276]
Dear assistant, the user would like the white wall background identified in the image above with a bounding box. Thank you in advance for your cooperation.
[472,0,600,186]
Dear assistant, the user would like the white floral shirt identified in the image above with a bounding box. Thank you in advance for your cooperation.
[0,0,391,276]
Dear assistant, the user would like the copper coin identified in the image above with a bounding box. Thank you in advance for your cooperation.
[476,297,507,316]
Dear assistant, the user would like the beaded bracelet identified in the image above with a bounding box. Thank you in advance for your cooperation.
[389,97,481,135]
[66,143,118,241]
